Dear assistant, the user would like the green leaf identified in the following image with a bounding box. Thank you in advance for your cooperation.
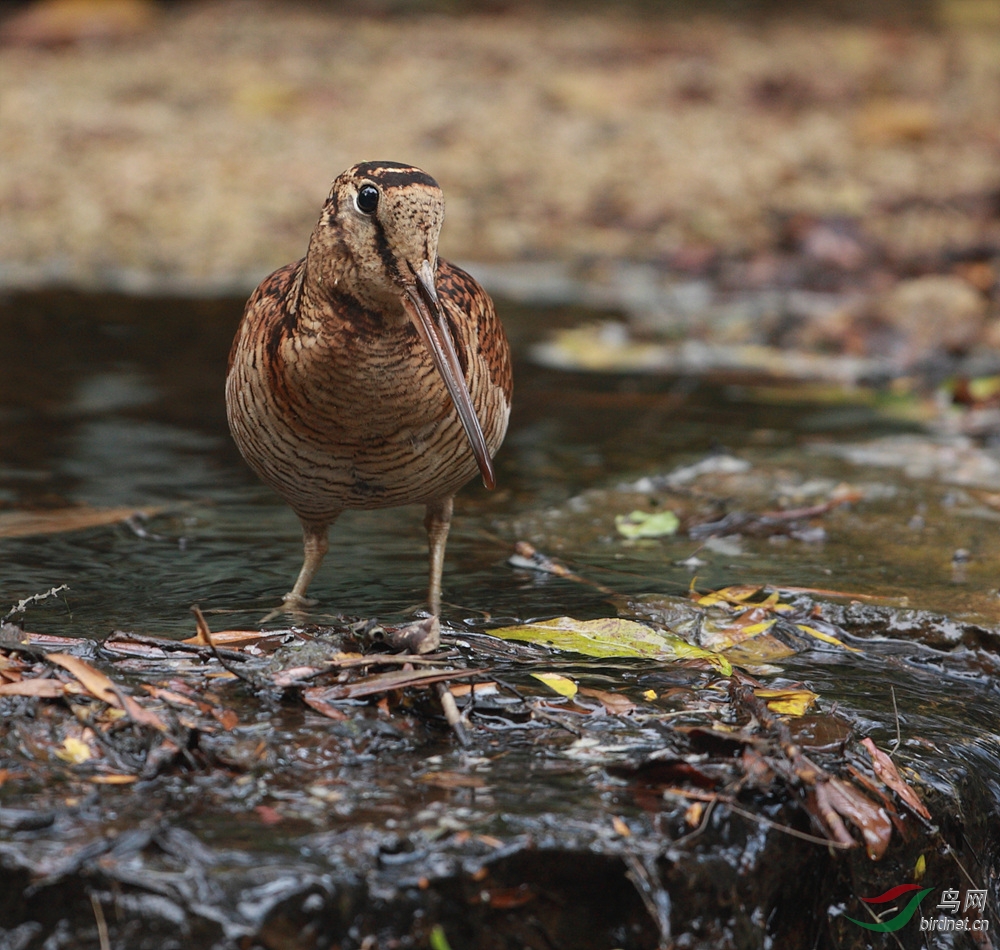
[615,509,680,539]
[429,925,453,950]
[491,617,731,674]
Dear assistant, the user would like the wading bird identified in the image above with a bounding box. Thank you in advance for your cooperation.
[226,162,512,619]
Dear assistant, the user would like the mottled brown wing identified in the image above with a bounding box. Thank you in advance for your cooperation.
[227,259,304,375]
[437,259,513,409]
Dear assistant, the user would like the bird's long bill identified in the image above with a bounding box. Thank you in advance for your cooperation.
[402,261,496,490]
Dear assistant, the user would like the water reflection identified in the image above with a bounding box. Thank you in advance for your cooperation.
[0,290,989,641]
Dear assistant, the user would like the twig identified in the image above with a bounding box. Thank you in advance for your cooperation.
[724,800,854,850]
[888,686,901,757]
[3,585,70,624]
[90,891,110,950]
[507,541,615,594]
[855,897,908,950]
[623,851,671,947]
[672,796,717,846]
[661,787,854,850]
[436,682,470,748]
[103,631,248,663]
[190,606,261,687]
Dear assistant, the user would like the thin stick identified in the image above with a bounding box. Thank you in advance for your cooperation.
[436,682,470,748]
[190,605,259,686]
[661,787,854,850]
[90,892,110,950]
[724,800,854,850]
[623,851,671,945]
[3,585,70,624]
[889,686,901,757]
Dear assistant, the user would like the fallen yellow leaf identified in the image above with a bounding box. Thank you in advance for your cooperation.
[795,623,860,652]
[492,617,731,674]
[55,736,92,764]
[531,672,578,697]
[754,687,818,716]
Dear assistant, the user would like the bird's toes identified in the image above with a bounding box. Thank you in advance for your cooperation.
[282,592,318,610]
[257,592,318,624]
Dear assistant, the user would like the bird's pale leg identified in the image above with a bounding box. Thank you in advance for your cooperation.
[283,518,333,610]
[424,496,454,617]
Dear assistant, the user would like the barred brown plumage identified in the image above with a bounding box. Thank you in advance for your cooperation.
[226,161,512,616]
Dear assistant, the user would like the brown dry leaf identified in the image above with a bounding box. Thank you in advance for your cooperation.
[484,886,536,910]
[855,99,938,145]
[0,678,65,698]
[449,682,499,699]
[740,747,775,787]
[0,506,159,539]
[212,708,239,731]
[861,737,931,820]
[271,666,322,688]
[0,655,27,680]
[117,693,168,732]
[816,776,892,860]
[89,774,137,785]
[49,653,168,731]
[417,772,487,790]
[611,816,631,837]
[578,686,637,716]
[181,629,290,649]
[141,685,199,708]
[684,801,705,828]
[48,653,118,704]
[300,689,349,721]
[313,667,486,701]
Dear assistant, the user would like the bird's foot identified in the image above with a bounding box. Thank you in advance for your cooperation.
[282,591,318,610]
[258,592,318,624]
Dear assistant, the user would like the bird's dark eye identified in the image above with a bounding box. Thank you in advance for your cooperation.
[356,184,379,215]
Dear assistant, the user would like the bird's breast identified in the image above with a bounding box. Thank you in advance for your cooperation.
[227,282,509,520]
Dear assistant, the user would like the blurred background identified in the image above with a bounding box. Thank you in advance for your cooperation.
[2,0,999,314]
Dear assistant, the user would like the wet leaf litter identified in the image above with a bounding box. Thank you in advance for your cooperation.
[0,561,936,862]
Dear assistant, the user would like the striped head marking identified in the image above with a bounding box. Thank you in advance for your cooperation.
[318,161,444,301]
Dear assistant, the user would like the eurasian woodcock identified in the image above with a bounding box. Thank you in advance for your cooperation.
[226,161,512,616]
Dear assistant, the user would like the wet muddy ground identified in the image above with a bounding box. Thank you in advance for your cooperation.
[0,290,999,948]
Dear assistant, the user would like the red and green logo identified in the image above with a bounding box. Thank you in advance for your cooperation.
[846,884,934,932]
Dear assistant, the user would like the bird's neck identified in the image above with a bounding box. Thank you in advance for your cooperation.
[297,250,408,331]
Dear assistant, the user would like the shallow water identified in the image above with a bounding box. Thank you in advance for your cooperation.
[0,290,960,635]
[2,289,999,948]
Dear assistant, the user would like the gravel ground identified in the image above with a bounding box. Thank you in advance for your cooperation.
[1,0,1000,294]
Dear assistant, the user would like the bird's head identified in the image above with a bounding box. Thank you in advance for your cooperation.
[312,161,495,490]
[319,161,444,302]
